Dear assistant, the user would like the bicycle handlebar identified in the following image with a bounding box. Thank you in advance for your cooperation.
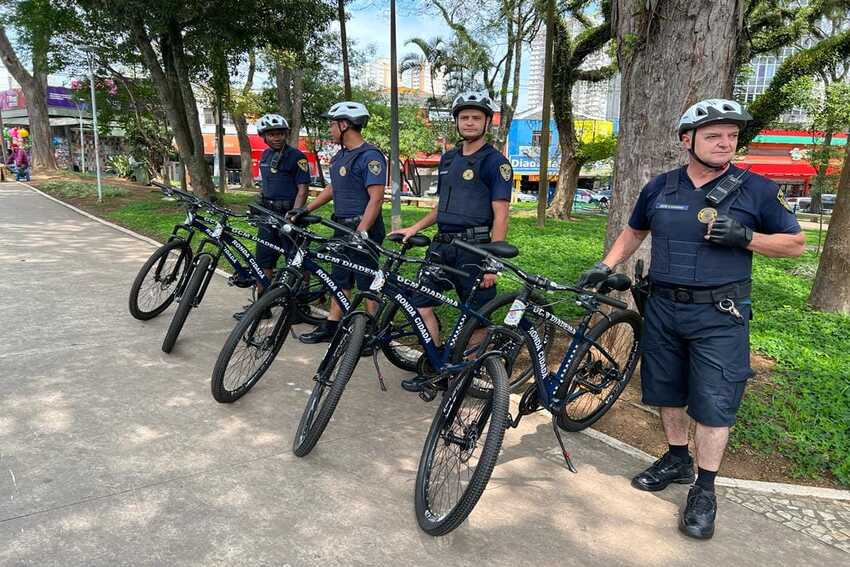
[451,238,629,310]
[150,180,244,219]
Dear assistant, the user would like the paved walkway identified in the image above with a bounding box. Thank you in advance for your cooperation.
[0,182,846,566]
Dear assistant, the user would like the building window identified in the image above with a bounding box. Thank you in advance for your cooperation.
[531,130,542,147]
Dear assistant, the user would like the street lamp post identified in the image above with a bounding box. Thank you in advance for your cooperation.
[389,0,402,231]
[536,0,556,228]
[88,52,103,202]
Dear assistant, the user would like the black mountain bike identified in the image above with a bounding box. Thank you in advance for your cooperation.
[209,206,426,403]
[412,239,642,535]
[290,221,529,536]
[128,184,211,320]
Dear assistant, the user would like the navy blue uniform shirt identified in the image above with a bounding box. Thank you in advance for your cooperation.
[259,146,311,201]
[330,143,387,218]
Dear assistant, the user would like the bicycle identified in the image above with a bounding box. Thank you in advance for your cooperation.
[413,239,641,534]
[291,221,526,535]
[209,205,429,403]
[128,184,211,320]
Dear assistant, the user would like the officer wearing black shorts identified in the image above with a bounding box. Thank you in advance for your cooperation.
[390,91,513,392]
[234,113,310,320]
[296,101,387,343]
[577,99,805,539]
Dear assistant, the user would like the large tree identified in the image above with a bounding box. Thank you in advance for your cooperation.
[0,0,78,171]
[809,132,850,313]
[78,0,333,198]
[545,0,617,219]
[605,0,744,273]
[229,50,259,189]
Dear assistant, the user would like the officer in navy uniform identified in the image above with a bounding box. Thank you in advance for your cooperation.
[390,91,513,392]
[577,99,805,539]
[295,101,388,343]
[234,113,311,320]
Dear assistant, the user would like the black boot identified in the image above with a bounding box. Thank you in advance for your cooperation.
[679,484,717,540]
[401,375,430,392]
[299,320,338,344]
[631,452,695,492]
[233,305,273,321]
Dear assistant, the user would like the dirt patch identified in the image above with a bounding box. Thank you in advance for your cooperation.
[592,353,845,490]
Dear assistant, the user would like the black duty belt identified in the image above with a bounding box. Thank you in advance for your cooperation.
[331,214,362,228]
[649,281,752,304]
[434,226,491,244]
[259,197,293,211]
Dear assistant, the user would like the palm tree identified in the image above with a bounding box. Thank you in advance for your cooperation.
[400,36,447,102]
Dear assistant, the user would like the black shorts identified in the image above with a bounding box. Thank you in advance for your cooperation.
[255,224,292,269]
[330,219,386,291]
[410,241,496,311]
[640,294,753,427]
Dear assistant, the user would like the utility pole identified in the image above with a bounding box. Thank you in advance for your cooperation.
[536,0,555,228]
[389,0,402,230]
[88,52,103,202]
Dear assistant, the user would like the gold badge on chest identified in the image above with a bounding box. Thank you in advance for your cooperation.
[697,207,718,224]
[462,168,474,181]
[339,166,347,177]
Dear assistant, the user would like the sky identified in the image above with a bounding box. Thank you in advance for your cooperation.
[344,2,533,110]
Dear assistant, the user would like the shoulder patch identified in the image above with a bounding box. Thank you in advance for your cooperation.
[499,162,513,182]
[368,159,383,175]
[777,189,793,212]
[297,158,309,172]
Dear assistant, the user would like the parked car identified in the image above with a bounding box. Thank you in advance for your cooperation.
[786,196,811,213]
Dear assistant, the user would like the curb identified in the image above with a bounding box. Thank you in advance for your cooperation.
[16,180,850,504]
[579,427,850,502]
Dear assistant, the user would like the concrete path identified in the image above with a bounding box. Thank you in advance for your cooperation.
[0,182,845,566]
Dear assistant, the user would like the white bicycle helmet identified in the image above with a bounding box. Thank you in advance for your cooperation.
[677,99,751,138]
[322,101,370,127]
[451,91,495,118]
[256,113,290,134]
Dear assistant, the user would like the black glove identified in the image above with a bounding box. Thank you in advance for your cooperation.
[286,207,309,222]
[706,215,753,249]
[576,261,612,289]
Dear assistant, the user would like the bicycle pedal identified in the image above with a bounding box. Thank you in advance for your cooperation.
[419,387,437,402]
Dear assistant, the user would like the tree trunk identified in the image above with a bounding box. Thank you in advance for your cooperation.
[0,27,57,171]
[276,65,292,118]
[24,76,57,171]
[338,0,352,99]
[547,153,582,219]
[607,0,742,275]
[232,110,254,189]
[808,141,850,313]
[131,18,214,198]
[290,68,304,147]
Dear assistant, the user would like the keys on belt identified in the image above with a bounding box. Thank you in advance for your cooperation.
[716,298,743,323]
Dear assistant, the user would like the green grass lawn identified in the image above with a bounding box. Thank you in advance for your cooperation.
[36,182,850,485]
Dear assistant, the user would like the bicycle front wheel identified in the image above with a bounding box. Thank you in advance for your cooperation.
[129,239,192,320]
[161,253,212,353]
[556,309,642,432]
[210,285,294,403]
[415,356,509,536]
[292,312,367,457]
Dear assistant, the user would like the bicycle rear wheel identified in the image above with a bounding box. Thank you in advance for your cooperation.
[292,312,367,457]
[129,239,192,320]
[378,301,428,372]
[415,356,509,536]
[293,274,330,326]
[161,253,212,353]
[556,309,642,432]
[210,285,293,403]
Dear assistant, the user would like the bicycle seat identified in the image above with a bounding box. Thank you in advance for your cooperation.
[477,241,519,259]
[387,233,431,248]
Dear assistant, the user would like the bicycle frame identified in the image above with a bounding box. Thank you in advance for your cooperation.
[504,289,639,413]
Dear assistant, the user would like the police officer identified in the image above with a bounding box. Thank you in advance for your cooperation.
[390,91,513,392]
[577,99,805,539]
[234,113,311,320]
[295,101,387,343]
